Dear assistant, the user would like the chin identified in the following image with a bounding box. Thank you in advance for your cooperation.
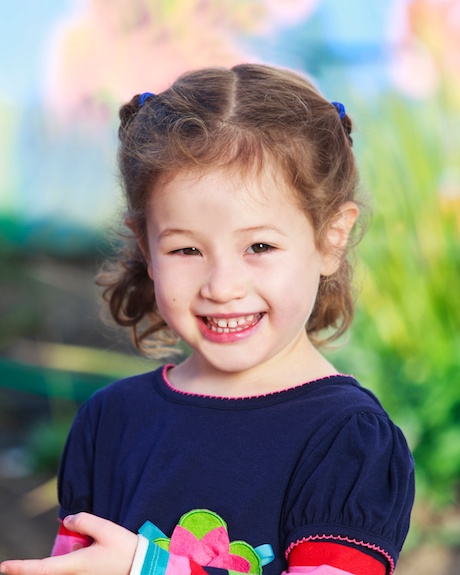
[201,352,271,377]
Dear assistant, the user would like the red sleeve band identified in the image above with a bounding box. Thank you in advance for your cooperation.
[288,541,387,575]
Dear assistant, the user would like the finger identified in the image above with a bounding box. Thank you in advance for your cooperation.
[0,555,76,575]
[1,559,46,575]
[63,513,134,548]
[0,559,34,575]
[63,512,114,543]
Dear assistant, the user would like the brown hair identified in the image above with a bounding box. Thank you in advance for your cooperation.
[97,63,360,355]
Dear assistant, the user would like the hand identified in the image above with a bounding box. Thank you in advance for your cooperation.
[0,513,138,575]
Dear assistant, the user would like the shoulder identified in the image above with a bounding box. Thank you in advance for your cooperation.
[96,364,164,397]
[285,376,414,494]
[286,374,389,427]
[310,377,410,455]
[76,365,166,421]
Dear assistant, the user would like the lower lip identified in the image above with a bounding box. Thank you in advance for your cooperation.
[198,315,264,343]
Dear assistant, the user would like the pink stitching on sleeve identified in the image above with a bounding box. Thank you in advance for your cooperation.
[285,534,395,575]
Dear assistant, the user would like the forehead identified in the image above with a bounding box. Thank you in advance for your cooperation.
[146,164,315,246]
[152,162,300,210]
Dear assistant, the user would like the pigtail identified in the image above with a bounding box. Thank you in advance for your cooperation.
[307,259,355,344]
[331,101,353,146]
[118,97,140,139]
[119,93,156,141]
[341,114,353,146]
[96,233,178,357]
[98,93,181,356]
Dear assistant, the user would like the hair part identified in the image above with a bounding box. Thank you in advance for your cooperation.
[97,63,362,356]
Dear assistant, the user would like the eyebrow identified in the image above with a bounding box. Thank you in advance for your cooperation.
[238,225,286,236]
[158,225,286,240]
[157,228,192,241]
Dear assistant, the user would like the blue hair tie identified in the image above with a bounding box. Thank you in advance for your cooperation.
[331,101,346,119]
[139,92,155,107]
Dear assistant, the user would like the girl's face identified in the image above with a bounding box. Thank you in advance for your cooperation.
[143,165,351,393]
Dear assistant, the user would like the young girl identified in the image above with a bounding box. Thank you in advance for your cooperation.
[1,63,414,575]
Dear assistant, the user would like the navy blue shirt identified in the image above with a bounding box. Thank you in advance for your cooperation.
[57,365,414,574]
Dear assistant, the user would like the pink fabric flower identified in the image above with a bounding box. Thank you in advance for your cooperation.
[169,525,251,572]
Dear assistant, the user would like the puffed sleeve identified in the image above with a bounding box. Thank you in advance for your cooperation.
[282,411,415,574]
[56,401,96,519]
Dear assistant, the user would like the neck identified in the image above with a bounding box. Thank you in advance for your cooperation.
[168,334,337,398]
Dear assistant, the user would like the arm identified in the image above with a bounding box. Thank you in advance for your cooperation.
[0,514,258,575]
[0,515,385,575]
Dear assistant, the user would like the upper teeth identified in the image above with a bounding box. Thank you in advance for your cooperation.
[207,314,258,332]
[216,315,254,328]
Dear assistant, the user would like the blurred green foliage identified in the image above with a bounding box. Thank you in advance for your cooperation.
[0,238,158,476]
[328,90,460,507]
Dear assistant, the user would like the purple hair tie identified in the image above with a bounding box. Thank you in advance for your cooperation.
[139,92,155,107]
[331,101,346,119]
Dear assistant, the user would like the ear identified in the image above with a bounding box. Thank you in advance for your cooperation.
[124,215,154,281]
[320,201,359,276]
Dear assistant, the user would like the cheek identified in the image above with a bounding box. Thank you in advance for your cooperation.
[154,280,178,314]
[270,253,321,292]
[271,263,321,317]
[152,264,189,321]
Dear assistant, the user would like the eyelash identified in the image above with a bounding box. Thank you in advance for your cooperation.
[247,243,275,254]
[170,243,275,256]
[171,247,201,256]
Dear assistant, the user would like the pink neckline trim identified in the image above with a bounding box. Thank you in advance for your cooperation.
[161,364,354,400]
[286,534,395,575]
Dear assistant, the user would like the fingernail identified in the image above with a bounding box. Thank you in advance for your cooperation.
[1,564,9,574]
[64,514,75,524]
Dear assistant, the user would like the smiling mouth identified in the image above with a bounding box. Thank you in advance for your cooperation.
[202,313,264,333]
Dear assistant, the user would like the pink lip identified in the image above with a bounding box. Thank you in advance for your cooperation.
[197,313,264,343]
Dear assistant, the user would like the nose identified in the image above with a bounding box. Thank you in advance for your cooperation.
[200,258,248,303]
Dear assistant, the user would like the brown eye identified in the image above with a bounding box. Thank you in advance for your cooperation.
[172,247,201,256]
[248,243,274,254]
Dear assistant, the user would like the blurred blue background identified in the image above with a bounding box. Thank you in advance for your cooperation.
[1,1,459,571]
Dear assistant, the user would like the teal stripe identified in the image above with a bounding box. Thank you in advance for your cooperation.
[254,543,275,566]
[139,520,168,541]
[140,540,170,575]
